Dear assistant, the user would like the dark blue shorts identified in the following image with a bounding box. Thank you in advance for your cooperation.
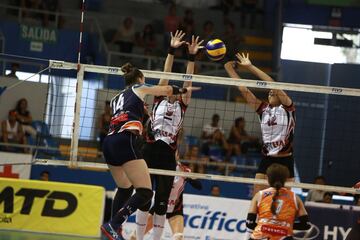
[258,155,295,178]
[103,131,143,166]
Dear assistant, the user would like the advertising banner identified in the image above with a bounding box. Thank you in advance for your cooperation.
[123,195,360,240]
[123,194,250,240]
[0,177,105,237]
[0,152,32,179]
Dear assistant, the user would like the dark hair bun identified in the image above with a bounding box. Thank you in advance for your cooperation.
[121,62,134,74]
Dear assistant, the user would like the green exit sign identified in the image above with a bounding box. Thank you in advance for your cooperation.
[20,24,58,44]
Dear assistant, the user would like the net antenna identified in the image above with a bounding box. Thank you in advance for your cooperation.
[70,0,86,167]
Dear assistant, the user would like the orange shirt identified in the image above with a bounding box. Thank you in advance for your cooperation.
[251,187,298,240]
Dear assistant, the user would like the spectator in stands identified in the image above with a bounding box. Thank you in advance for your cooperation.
[164,3,180,48]
[6,63,19,79]
[1,110,26,152]
[306,176,326,202]
[201,20,215,44]
[181,9,194,30]
[15,98,37,140]
[202,129,229,163]
[98,101,111,151]
[241,0,258,29]
[227,117,259,156]
[42,0,64,28]
[223,21,242,58]
[40,170,50,181]
[354,195,360,206]
[210,184,221,197]
[198,20,215,61]
[185,145,208,174]
[111,17,135,53]
[139,24,157,50]
[20,0,44,23]
[201,114,224,143]
[322,192,333,204]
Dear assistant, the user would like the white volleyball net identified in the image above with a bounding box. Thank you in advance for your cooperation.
[28,59,360,196]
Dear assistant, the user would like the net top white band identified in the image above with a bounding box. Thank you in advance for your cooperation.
[35,159,360,195]
[49,60,360,97]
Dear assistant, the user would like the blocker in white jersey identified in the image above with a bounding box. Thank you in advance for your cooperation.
[137,31,203,240]
[224,52,296,195]
[150,96,187,149]
[257,102,295,156]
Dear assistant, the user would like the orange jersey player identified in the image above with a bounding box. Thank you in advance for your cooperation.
[246,164,311,240]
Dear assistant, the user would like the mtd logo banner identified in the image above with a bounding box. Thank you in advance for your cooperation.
[0,177,105,237]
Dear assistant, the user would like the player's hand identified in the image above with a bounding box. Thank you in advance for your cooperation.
[187,35,204,55]
[236,52,252,67]
[170,30,186,48]
[185,86,201,92]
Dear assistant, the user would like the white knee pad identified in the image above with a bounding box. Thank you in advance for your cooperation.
[173,233,184,240]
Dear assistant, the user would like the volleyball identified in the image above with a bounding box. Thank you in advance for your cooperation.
[205,39,226,61]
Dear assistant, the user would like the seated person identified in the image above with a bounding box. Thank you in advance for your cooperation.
[201,114,223,142]
[15,98,37,139]
[1,110,26,152]
[227,117,259,156]
[306,176,326,202]
[185,145,208,174]
[202,129,229,162]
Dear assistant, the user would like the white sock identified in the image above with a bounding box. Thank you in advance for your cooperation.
[152,213,166,240]
[243,230,252,240]
[136,210,149,240]
[173,232,183,240]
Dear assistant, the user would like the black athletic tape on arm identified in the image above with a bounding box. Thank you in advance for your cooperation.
[172,85,187,95]
[246,213,257,230]
[293,215,311,230]
[188,54,196,62]
[168,47,175,55]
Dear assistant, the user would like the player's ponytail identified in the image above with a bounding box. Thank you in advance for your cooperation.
[121,62,144,86]
[266,164,290,216]
[270,181,282,215]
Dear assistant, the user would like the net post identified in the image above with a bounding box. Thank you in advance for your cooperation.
[70,64,85,167]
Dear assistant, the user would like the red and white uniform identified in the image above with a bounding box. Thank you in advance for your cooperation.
[257,102,295,156]
[167,164,190,213]
[150,96,187,149]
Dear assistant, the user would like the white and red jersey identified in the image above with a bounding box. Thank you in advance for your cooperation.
[257,102,295,156]
[150,96,187,149]
[167,164,190,213]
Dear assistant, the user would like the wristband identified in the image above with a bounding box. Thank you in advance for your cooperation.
[168,47,175,55]
[172,85,187,95]
[188,54,196,62]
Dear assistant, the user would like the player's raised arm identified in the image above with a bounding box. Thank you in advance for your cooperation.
[158,30,186,86]
[182,35,204,105]
[224,61,262,111]
[236,52,293,107]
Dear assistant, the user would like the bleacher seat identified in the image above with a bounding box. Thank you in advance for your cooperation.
[185,135,199,147]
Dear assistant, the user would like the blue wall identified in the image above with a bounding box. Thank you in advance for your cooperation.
[281,60,360,186]
[283,0,360,28]
[0,21,105,75]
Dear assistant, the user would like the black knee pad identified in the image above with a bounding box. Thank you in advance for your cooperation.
[136,188,153,206]
[112,186,134,215]
[117,186,134,198]
[153,199,168,215]
[138,199,151,212]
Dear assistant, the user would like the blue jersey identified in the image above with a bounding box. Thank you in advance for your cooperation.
[108,84,145,135]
